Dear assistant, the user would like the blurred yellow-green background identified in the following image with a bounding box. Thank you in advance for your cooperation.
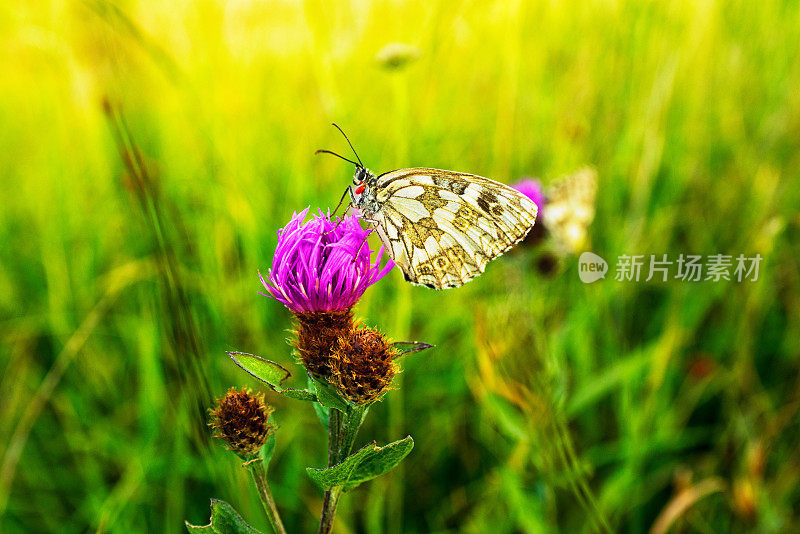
[2,0,799,532]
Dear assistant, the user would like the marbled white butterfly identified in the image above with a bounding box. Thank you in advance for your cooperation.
[318,125,538,289]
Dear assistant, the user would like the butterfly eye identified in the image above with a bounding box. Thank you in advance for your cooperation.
[355,183,365,195]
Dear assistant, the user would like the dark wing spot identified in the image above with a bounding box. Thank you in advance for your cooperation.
[432,175,469,195]
[477,190,502,215]
[479,190,498,204]
[450,180,468,195]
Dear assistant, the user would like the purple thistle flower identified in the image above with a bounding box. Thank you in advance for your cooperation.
[259,208,394,313]
[513,178,546,220]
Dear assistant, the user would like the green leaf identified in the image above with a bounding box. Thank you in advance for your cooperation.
[310,375,350,414]
[228,352,290,385]
[228,352,316,402]
[343,436,414,491]
[278,387,317,401]
[261,432,276,466]
[306,437,414,491]
[185,499,262,534]
[313,400,330,428]
[306,375,330,427]
[306,441,380,490]
[391,341,434,359]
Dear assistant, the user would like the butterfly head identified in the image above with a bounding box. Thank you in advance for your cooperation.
[352,165,370,188]
[316,124,380,214]
[349,166,376,204]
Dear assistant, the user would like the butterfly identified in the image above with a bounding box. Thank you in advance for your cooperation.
[540,167,597,254]
[318,125,538,289]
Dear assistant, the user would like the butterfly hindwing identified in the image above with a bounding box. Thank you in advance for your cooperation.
[374,198,480,289]
[371,168,538,289]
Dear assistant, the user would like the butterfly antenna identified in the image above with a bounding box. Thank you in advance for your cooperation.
[331,123,364,167]
[314,149,360,167]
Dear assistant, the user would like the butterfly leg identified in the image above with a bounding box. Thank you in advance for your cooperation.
[330,187,350,218]
[321,203,354,236]
[351,217,380,260]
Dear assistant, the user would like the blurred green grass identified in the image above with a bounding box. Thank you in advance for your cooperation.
[2,0,799,532]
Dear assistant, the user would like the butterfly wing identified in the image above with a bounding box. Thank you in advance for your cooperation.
[544,167,597,254]
[371,168,538,289]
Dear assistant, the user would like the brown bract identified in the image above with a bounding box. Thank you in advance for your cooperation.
[210,387,274,459]
[329,327,399,404]
[294,308,355,377]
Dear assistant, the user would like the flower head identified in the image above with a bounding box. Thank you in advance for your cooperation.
[210,387,274,460]
[513,178,546,220]
[294,309,355,377]
[260,208,394,314]
[328,327,399,404]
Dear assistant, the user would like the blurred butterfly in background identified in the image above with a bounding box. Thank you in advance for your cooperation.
[317,124,538,289]
[515,167,598,255]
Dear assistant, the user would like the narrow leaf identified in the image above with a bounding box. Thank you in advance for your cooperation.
[313,401,330,428]
[391,341,434,359]
[185,499,262,534]
[228,351,316,402]
[261,432,276,466]
[278,388,317,401]
[343,436,414,491]
[228,352,290,386]
[310,375,350,413]
[306,442,380,490]
[307,375,330,428]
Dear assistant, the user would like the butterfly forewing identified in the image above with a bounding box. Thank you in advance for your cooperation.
[370,168,537,289]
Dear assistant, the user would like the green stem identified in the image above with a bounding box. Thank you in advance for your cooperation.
[317,406,367,534]
[246,459,287,534]
[317,486,342,534]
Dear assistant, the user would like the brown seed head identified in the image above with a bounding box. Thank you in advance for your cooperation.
[294,308,355,377]
[328,327,399,404]
[210,387,274,459]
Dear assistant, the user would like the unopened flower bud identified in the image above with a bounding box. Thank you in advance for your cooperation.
[329,327,399,404]
[210,387,274,460]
